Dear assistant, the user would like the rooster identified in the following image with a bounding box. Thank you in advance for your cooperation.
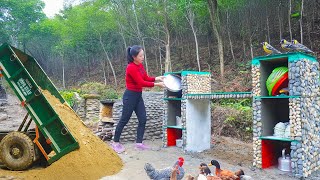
[208,160,244,180]
[144,157,185,180]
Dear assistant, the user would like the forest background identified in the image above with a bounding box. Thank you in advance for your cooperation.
[1,0,319,141]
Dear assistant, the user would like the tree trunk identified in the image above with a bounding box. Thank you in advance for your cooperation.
[159,46,163,74]
[102,59,107,86]
[207,0,224,80]
[307,23,312,49]
[193,27,200,72]
[164,2,171,73]
[312,2,315,30]
[118,21,127,54]
[300,0,304,44]
[278,2,282,40]
[288,0,293,41]
[250,37,254,60]
[186,7,200,71]
[207,37,211,63]
[165,43,171,72]
[155,48,159,72]
[99,34,118,88]
[242,39,246,60]
[226,10,235,63]
[132,0,148,74]
[87,56,91,79]
[59,52,66,89]
[266,7,270,43]
[142,40,149,74]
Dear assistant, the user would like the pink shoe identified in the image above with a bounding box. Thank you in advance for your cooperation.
[135,143,150,150]
[111,142,125,153]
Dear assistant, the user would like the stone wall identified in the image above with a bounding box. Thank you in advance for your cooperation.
[75,92,164,142]
[75,96,100,123]
[112,92,164,142]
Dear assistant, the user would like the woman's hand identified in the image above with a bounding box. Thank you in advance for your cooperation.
[154,82,166,88]
[155,76,165,82]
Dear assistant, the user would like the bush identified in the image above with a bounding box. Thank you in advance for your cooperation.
[60,90,76,107]
[211,99,253,142]
[79,82,119,99]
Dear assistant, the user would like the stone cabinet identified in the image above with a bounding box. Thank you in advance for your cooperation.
[162,71,211,152]
[251,52,320,178]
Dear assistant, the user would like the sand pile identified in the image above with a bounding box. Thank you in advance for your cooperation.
[0,90,123,180]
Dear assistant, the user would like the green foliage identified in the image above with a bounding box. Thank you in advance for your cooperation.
[60,90,76,107]
[291,12,301,18]
[0,0,46,45]
[218,0,246,10]
[79,82,119,99]
[214,98,252,108]
[212,99,253,142]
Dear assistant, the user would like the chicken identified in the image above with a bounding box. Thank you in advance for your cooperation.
[185,174,195,180]
[198,163,221,180]
[208,160,244,180]
[261,42,281,55]
[240,175,253,180]
[197,174,208,180]
[144,157,185,180]
[207,176,223,180]
[199,163,213,176]
[170,165,179,180]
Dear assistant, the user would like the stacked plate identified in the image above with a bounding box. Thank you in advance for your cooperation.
[163,74,181,92]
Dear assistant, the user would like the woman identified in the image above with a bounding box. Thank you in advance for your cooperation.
[111,45,165,153]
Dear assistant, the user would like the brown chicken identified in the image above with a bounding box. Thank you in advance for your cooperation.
[208,160,244,180]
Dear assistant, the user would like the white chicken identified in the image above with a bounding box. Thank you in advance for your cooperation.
[144,157,185,180]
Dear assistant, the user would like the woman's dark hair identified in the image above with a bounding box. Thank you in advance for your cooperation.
[127,45,143,63]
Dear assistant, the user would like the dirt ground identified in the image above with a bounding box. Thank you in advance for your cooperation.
[0,94,29,131]
[2,94,320,180]
[101,138,297,180]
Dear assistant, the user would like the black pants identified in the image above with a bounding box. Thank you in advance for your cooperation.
[113,89,147,143]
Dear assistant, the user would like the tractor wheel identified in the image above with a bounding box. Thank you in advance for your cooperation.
[0,132,35,170]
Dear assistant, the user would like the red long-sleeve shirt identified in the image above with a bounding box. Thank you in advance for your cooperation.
[125,62,155,92]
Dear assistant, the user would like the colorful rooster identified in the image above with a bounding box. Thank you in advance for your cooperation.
[144,157,185,180]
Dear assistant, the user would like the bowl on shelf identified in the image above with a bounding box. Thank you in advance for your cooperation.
[164,74,181,92]
[271,72,288,96]
[266,67,288,96]
[176,116,182,127]
[176,139,183,148]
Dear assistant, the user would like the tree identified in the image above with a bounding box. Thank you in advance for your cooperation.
[207,0,224,80]
[179,0,206,72]
[288,0,293,41]
[300,0,304,44]
[0,0,46,49]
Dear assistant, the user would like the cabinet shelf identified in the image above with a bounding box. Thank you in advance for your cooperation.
[163,125,185,130]
[259,136,298,142]
[254,95,300,99]
[163,98,184,101]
